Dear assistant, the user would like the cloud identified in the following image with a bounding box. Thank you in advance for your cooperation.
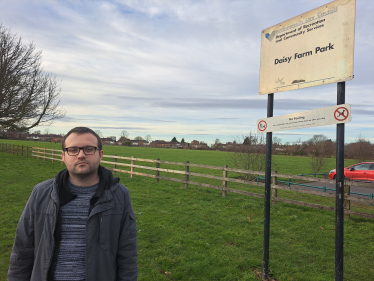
[0,0,373,145]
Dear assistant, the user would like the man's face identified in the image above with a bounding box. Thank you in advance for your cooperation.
[61,133,103,180]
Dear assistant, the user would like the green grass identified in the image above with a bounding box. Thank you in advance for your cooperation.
[0,139,362,174]
[1,141,374,280]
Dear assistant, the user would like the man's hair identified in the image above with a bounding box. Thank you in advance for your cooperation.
[62,127,103,150]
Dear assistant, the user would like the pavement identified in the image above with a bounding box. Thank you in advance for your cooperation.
[290,179,374,199]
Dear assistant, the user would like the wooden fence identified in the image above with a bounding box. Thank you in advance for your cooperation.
[1,143,374,219]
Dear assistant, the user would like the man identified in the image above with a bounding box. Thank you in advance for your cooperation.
[8,127,138,281]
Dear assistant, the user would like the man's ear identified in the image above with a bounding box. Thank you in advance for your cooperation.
[99,149,104,160]
[61,151,66,164]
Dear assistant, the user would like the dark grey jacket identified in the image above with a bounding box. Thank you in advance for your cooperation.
[8,166,138,281]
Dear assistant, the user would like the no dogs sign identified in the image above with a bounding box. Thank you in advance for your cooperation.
[257,104,351,133]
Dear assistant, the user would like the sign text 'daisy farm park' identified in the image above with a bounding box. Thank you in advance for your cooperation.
[259,0,356,95]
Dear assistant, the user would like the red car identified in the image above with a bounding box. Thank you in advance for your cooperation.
[329,162,374,181]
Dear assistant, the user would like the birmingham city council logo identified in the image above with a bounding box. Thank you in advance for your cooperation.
[265,31,276,42]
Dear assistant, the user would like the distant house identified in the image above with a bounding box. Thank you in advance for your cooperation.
[179,143,189,149]
[101,137,116,145]
[117,137,149,146]
[189,140,208,150]
[49,134,63,143]
[26,133,41,141]
[221,142,234,151]
[117,137,130,145]
[150,140,184,148]
[24,133,62,142]
[130,139,149,146]
[4,131,20,139]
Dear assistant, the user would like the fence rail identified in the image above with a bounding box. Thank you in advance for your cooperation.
[1,143,374,219]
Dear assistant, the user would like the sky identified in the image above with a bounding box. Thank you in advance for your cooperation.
[0,0,373,146]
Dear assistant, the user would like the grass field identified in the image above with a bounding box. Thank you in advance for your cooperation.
[0,139,362,174]
[1,141,374,280]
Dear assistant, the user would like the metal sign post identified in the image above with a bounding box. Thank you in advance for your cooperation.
[262,94,273,280]
[258,1,355,280]
[335,81,345,281]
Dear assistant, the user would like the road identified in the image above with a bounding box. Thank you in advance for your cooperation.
[293,180,374,199]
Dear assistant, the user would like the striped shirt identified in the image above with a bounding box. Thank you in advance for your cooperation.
[54,182,98,281]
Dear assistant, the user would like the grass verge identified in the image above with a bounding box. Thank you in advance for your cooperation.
[1,149,373,280]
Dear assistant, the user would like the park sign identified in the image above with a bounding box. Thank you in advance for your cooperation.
[256,104,351,133]
[259,0,356,95]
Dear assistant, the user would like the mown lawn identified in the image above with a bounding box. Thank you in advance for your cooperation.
[1,141,373,280]
[0,139,362,175]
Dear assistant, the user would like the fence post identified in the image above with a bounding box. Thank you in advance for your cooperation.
[16,144,19,155]
[156,158,160,183]
[131,156,134,178]
[12,144,15,155]
[114,154,117,173]
[52,148,54,163]
[344,184,351,220]
[21,145,24,156]
[185,161,189,189]
[222,165,228,197]
[271,170,278,204]
[43,147,46,161]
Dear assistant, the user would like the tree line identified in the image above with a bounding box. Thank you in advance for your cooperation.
[224,133,374,176]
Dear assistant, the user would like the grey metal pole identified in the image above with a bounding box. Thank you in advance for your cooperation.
[335,82,345,281]
[263,93,273,280]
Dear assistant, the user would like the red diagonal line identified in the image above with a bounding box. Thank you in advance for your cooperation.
[337,110,347,118]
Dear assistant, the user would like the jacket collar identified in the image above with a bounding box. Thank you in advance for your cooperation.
[54,165,120,206]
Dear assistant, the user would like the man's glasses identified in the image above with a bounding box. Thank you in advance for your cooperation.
[63,146,100,156]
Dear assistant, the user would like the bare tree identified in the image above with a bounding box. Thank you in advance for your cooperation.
[44,128,51,135]
[286,138,308,156]
[229,132,266,181]
[345,135,373,162]
[308,134,329,174]
[144,134,152,142]
[212,138,222,150]
[95,130,103,138]
[134,136,143,140]
[272,136,282,155]
[0,25,65,131]
[120,130,129,139]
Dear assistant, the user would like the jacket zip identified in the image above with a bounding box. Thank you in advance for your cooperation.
[46,184,58,281]
[45,210,56,281]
